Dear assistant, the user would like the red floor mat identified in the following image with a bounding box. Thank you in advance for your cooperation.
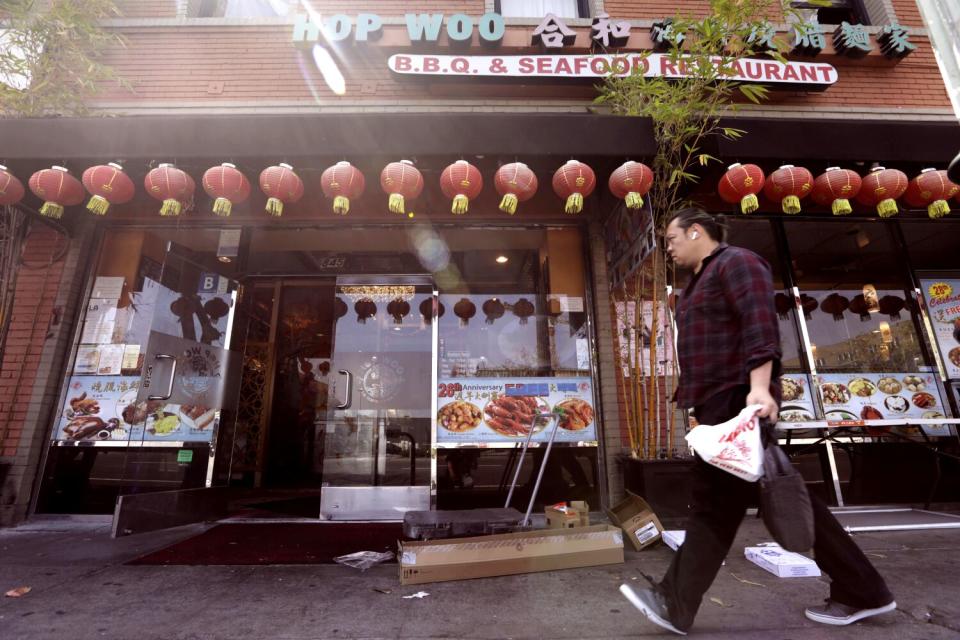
[128,522,403,565]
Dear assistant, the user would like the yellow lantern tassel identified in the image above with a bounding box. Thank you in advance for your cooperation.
[388,193,405,214]
[625,192,643,209]
[782,195,801,214]
[213,197,232,217]
[333,195,350,215]
[160,199,182,217]
[265,197,283,217]
[831,198,852,216]
[928,200,950,219]
[877,198,898,218]
[40,202,64,219]
[452,194,469,214]
[499,193,518,214]
[564,193,583,214]
[740,193,759,214]
[86,195,110,216]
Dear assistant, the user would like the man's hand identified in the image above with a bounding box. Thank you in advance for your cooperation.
[747,386,779,424]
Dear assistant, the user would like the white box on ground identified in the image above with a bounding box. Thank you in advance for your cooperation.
[744,543,821,578]
[662,530,685,551]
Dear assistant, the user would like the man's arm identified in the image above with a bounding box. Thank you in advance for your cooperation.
[720,252,782,421]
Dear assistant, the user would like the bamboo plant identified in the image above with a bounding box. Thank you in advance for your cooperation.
[596,0,822,459]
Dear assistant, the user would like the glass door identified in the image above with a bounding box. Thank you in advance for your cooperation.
[320,276,436,520]
[112,241,241,535]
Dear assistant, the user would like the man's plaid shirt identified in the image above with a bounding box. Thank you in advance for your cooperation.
[674,243,782,410]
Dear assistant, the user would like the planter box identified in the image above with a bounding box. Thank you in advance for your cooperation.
[619,456,695,524]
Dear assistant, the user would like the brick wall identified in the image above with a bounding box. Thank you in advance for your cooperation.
[0,221,89,527]
[890,0,925,28]
[89,24,950,111]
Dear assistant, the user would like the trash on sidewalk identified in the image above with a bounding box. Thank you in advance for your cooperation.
[605,492,664,550]
[662,530,685,551]
[402,591,430,599]
[398,524,624,586]
[744,543,821,578]
[4,586,31,598]
[333,550,394,571]
[545,500,590,529]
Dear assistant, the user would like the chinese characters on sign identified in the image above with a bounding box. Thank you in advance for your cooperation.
[920,278,960,380]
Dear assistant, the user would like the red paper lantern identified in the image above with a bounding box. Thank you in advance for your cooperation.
[28,166,84,219]
[259,163,304,217]
[355,299,377,324]
[0,165,25,206]
[552,160,596,214]
[387,299,410,324]
[321,161,365,216]
[718,163,765,214]
[513,298,535,325]
[608,161,653,210]
[493,162,537,215]
[856,166,908,218]
[441,160,483,215]
[811,167,862,216]
[145,163,194,217]
[202,162,250,217]
[81,162,135,216]
[482,298,505,324]
[380,160,423,216]
[763,164,813,214]
[904,168,958,219]
[454,297,476,327]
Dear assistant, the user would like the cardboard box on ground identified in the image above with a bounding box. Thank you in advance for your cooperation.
[545,500,590,529]
[398,525,624,586]
[605,492,664,550]
[744,543,821,577]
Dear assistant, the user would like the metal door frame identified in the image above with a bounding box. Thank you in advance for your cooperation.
[320,274,437,520]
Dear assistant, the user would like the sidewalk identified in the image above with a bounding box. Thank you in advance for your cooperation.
[1,514,958,639]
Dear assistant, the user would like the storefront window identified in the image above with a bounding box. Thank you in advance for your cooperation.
[784,220,948,426]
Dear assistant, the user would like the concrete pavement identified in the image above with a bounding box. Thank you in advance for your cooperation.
[1,514,958,639]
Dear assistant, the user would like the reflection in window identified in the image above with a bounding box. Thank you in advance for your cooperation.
[784,220,929,373]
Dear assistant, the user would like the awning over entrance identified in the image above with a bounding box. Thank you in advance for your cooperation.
[1,112,958,164]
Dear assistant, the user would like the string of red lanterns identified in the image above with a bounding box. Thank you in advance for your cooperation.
[2,161,957,220]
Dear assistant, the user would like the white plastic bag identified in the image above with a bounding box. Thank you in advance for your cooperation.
[333,550,394,571]
[685,404,764,482]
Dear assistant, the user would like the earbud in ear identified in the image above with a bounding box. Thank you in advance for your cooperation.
[691,232,699,239]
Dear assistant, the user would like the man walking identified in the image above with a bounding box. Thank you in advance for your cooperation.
[620,207,896,635]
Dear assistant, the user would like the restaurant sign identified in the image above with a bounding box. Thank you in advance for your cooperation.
[388,52,837,85]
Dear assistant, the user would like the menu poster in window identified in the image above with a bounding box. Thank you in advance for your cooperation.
[80,299,118,344]
[919,278,960,379]
[817,373,945,422]
[91,276,124,301]
[74,345,100,375]
[55,376,144,442]
[96,344,125,375]
[436,377,596,444]
[778,374,816,425]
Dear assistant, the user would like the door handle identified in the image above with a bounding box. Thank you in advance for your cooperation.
[148,354,177,401]
[337,369,353,409]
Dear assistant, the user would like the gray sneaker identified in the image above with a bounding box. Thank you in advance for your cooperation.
[805,599,897,626]
[619,584,687,636]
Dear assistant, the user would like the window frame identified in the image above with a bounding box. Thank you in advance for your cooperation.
[495,0,590,20]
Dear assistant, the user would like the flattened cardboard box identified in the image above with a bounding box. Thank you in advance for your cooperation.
[744,544,821,578]
[605,492,664,551]
[399,524,624,586]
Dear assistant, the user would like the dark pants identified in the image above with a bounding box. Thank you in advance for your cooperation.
[660,386,893,631]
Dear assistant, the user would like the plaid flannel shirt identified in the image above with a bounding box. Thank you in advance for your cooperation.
[674,243,782,410]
